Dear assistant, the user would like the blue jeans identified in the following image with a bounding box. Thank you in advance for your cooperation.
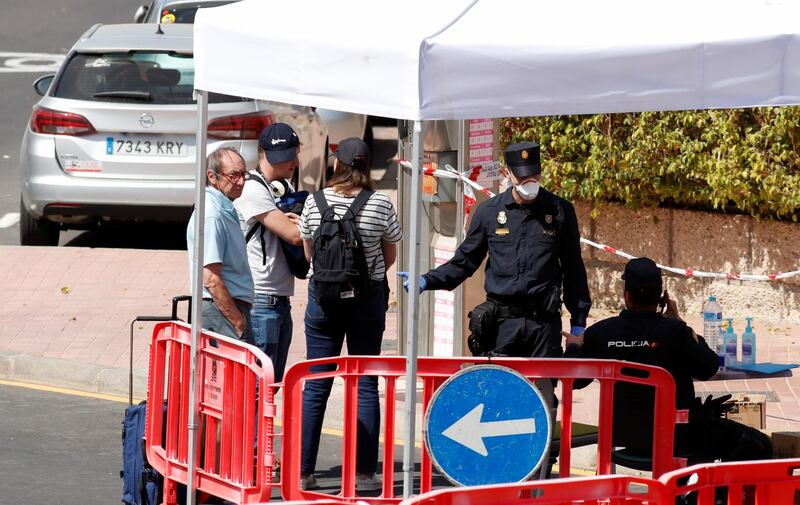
[301,280,386,475]
[250,294,293,382]
[201,299,253,343]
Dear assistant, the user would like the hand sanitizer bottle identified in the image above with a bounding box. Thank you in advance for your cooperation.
[723,318,738,368]
[703,296,724,370]
[741,317,756,365]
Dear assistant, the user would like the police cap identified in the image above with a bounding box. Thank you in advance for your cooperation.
[504,141,541,179]
[622,257,663,297]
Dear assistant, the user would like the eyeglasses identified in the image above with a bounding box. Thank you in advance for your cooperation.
[217,170,246,183]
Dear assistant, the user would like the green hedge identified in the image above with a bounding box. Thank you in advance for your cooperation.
[500,107,800,221]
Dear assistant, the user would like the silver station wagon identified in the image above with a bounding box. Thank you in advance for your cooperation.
[19,23,271,245]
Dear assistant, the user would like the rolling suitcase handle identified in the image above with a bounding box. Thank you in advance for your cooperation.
[170,295,192,323]
[128,296,192,406]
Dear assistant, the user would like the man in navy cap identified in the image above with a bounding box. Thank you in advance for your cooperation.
[401,141,591,359]
[233,122,303,381]
[564,257,772,462]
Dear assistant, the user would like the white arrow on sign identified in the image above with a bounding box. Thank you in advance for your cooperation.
[442,403,536,456]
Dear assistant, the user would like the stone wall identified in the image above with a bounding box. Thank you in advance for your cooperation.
[574,201,800,323]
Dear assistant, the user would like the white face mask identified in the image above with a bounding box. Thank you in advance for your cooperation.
[515,180,540,200]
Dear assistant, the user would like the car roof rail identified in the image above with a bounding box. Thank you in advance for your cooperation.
[79,23,103,42]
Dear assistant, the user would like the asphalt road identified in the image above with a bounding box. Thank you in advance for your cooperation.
[0,382,124,504]
[0,381,440,504]
[0,0,397,248]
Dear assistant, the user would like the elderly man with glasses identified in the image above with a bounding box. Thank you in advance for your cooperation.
[187,147,255,342]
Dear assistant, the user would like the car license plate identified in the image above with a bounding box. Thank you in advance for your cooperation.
[106,137,186,157]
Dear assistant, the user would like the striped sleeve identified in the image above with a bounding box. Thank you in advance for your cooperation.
[299,194,318,240]
[381,198,402,243]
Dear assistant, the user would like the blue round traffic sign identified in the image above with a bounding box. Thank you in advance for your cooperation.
[424,365,551,486]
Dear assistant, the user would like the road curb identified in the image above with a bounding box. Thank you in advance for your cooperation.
[0,350,147,399]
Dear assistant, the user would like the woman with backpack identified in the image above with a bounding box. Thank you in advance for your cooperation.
[297,137,402,492]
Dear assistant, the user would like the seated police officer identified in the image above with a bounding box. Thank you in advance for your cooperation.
[400,141,591,359]
[564,257,772,462]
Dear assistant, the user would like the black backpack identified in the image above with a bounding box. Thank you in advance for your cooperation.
[311,189,373,305]
[244,173,310,279]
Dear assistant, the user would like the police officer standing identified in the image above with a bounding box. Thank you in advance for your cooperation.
[400,141,591,358]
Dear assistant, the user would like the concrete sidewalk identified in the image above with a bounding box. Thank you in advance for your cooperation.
[0,245,399,401]
[1,245,799,474]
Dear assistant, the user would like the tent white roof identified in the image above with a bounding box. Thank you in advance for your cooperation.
[194,0,800,119]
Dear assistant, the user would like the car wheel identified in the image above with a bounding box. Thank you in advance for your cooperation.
[19,198,59,246]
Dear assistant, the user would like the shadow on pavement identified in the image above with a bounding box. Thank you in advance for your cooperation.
[273,431,453,500]
[62,221,188,250]
[297,459,454,500]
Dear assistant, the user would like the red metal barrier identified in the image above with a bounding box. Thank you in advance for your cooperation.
[266,501,370,505]
[281,356,687,503]
[397,475,664,505]
[660,458,800,504]
[398,459,800,505]
[145,321,277,504]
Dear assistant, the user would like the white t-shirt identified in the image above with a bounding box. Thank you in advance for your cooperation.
[299,188,403,281]
[233,172,295,297]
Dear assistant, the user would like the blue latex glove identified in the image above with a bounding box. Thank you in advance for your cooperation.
[570,326,585,337]
[397,272,427,294]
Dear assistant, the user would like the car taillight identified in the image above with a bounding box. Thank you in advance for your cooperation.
[207,112,274,140]
[31,107,96,136]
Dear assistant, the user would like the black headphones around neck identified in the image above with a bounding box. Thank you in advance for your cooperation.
[268,178,290,198]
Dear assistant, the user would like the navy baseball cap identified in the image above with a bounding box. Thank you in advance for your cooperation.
[623,257,663,295]
[258,123,300,164]
[504,141,542,179]
[334,137,370,166]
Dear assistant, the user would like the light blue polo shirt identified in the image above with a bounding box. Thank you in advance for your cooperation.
[187,186,254,304]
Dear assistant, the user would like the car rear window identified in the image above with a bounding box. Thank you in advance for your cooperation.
[52,52,247,104]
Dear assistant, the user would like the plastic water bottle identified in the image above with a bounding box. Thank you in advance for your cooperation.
[703,296,724,370]
[723,318,738,367]
[741,317,756,365]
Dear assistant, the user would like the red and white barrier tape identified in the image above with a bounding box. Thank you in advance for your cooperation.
[580,238,800,281]
[398,160,800,282]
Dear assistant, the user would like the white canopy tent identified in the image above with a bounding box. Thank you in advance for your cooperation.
[187,0,800,500]
[194,0,800,119]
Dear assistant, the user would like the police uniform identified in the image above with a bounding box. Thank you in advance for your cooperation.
[422,142,591,358]
[565,258,772,461]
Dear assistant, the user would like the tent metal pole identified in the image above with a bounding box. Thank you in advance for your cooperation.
[402,120,424,498]
[186,89,209,505]
[396,120,405,355]
[453,119,466,355]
